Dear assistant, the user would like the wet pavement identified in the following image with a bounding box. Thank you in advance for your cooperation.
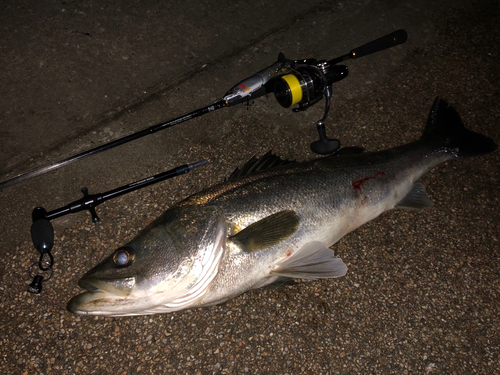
[1,0,499,374]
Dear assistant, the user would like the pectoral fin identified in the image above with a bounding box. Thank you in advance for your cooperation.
[271,242,347,279]
[229,210,300,253]
[395,182,434,210]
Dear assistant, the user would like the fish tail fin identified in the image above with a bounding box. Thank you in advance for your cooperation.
[422,98,497,158]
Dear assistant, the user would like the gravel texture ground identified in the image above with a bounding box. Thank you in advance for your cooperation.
[1,0,498,374]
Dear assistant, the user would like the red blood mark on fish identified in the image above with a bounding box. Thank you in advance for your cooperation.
[352,171,386,190]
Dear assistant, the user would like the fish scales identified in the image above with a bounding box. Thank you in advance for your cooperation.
[190,143,447,306]
[67,99,497,316]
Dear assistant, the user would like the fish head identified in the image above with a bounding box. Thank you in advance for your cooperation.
[67,205,227,316]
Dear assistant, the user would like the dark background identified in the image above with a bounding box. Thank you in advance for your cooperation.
[1,1,498,373]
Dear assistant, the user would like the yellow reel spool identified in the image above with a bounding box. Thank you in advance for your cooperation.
[280,74,303,107]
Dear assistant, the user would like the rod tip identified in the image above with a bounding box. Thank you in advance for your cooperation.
[188,159,210,170]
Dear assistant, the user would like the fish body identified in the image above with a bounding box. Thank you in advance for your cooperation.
[67,99,497,316]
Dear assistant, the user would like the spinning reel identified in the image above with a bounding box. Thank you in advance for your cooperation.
[223,29,407,154]
[223,54,348,154]
[273,59,348,154]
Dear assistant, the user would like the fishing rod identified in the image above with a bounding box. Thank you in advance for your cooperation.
[25,29,407,293]
[1,29,407,191]
[28,159,208,294]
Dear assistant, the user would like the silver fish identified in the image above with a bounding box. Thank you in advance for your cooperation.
[67,99,497,316]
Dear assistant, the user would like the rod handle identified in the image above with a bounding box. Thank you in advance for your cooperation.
[350,29,407,59]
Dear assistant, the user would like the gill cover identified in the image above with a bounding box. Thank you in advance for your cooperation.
[149,205,227,313]
[68,205,227,316]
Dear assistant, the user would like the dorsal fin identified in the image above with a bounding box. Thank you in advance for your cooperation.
[227,146,364,181]
[333,146,365,156]
[228,151,296,180]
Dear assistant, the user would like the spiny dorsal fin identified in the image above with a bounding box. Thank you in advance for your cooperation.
[229,210,300,252]
[227,147,365,181]
[228,151,296,180]
[333,146,365,156]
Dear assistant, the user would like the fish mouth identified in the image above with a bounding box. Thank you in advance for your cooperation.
[67,276,137,316]
[78,275,136,295]
[67,290,117,315]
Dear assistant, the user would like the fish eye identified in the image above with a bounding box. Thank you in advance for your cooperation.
[113,247,135,267]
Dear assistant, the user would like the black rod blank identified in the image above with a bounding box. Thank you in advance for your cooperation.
[0,102,225,191]
[44,160,209,222]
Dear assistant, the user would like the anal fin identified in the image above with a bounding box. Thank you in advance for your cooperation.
[271,242,347,279]
[395,182,434,210]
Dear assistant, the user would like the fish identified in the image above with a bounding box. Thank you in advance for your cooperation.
[67,98,497,317]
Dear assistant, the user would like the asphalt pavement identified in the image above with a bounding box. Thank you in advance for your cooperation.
[1,0,499,374]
